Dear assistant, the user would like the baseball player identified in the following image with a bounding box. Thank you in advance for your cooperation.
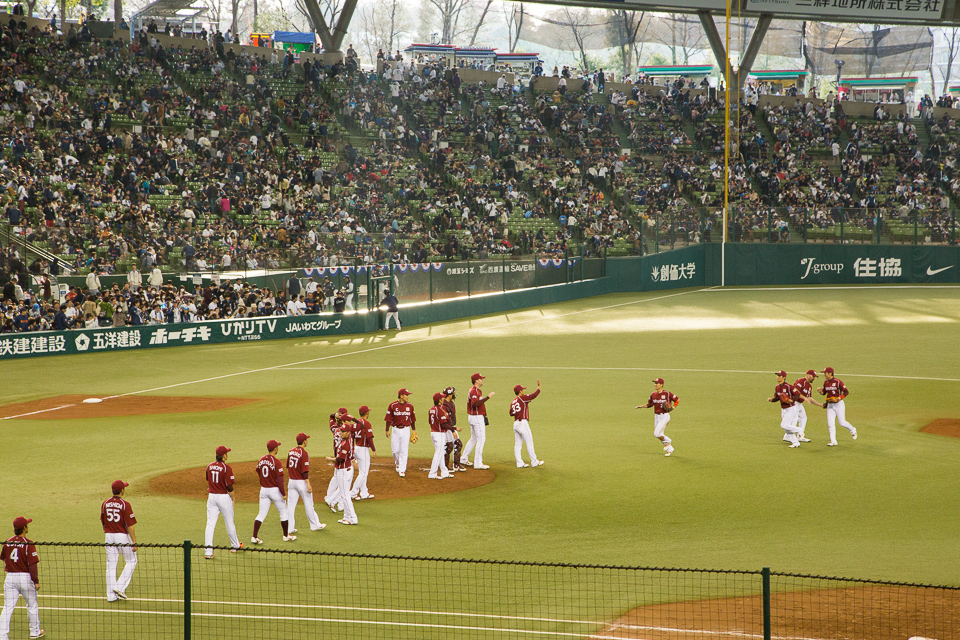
[324,408,349,513]
[286,434,326,534]
[350,406,377,500]
[251,440,296,544]
[428,392,452,479]
[818,367,857,446]
[204,446,243,559]
[510,379,544,468]
[768,371,807,448]
[792,370,824,442]
[101,480,138,601]
[461,373,494,470]
[385,389,417,477]
[442,387,464,472]
[334,421,359,525]
[636,377,678,456]
[1,517,43,640]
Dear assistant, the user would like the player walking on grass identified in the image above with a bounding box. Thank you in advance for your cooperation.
[768,371,816,448]
[511,380,544,468]
[428,392,452,479]
[819,367,857,446]
[204,446,243,559]
[252,440,296,544]
[636,377,677,456]
[334,422,359,525]
[351,406,377,500]
[101,480,137,602]
[286,434,326,534]
[1,517,42,639]
[462,373,493,470]
[386,389,417,477]
[325,408,349,512]
[791,370,823,443]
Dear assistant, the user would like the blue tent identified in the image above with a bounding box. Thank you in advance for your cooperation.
[272,31,316,44]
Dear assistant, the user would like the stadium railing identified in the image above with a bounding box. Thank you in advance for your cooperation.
[11,541,958,640]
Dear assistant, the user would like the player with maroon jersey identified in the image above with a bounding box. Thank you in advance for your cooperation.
[818,367,857,446]
[768,371,811,448]
[462,373,494,470]
[325,408,349,513]
[1,517,42,639]
[510,379,544,468]
[428,392,453,479]
[791,370,824,443]
[334,422,359,525]
[251,440,296,544]
[204,446,243,559]
[286,433,326,534]
[101,480,138,601]
[350,406,377,500]
[385,389,417,477]
[442,387,464,472]
[636,377,678,456]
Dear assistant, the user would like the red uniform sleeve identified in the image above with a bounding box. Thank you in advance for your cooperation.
[225,464,235,491]
[123,501,137,528]
[524,388,541,401]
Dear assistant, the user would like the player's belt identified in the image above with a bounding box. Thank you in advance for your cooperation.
[393,425,409,428]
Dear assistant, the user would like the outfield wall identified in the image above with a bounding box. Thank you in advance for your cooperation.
[5,245,957,359]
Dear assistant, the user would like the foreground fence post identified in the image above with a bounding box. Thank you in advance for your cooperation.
[762,566,770,640]
[184,540,192,640]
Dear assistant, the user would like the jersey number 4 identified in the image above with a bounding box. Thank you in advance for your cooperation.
[8,548,18,562]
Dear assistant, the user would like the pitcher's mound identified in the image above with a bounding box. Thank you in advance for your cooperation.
[151,458,495,501]
[0,395,257,420]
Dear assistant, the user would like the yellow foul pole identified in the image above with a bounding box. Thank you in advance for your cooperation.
[722,0,732,285]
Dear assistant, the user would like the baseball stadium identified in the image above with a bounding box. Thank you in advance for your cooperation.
[2,0,960,637]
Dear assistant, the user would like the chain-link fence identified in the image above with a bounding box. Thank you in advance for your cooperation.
[7,542,957,640]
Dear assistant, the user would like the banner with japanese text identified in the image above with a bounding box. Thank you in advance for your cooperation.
[641,246,706,290]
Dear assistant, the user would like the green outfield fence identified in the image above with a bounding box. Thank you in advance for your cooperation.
[8,542,959,640]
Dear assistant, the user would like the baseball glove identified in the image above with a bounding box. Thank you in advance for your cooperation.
[410,431,419,444]
[662,403,674,413]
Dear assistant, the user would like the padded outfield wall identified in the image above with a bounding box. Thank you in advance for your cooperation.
[3,244,957,359]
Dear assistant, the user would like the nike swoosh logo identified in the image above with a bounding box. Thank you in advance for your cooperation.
[927,266,955,276]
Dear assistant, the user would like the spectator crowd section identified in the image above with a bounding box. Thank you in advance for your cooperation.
[1,13,959,334]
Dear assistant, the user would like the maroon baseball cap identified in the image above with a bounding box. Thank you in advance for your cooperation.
[216,445,231,456]
[338,407,348,415]
[13,516,32,529]
[806,369,818,378]
[652,377,665,385]
[433,392,444,402]
[358,405,370,415]
[444,387,455,395]
[111,480,129,493]
[514,384,526,394]
[471,373,485,382]
[296,433,310,444]
[821,367,835,374]
[267,439,281,451]
[398,388,412,396]
[775,370,787,377]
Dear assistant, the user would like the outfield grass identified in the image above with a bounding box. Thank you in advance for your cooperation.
[3,286,959,589]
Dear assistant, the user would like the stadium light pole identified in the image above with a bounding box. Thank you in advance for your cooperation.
[722,0,732,287]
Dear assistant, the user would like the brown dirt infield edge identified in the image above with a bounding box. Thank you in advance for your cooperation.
[0,395,257,420]
[921,418,960,438]
[150,458,495,502]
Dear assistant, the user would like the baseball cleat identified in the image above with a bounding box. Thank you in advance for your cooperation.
[517,463,530,468]
[338,519,357,525]
[282,535,297,541]
[474,464,490,470]
[788,443,801,448]
[782,434,790,442]
[827,442,838,446]
[289,529,298,534]
[455,465,467,472]
[852,430,858,440]
[533,460,545,467]
[311,524,327,531]
[799,437,811,443]
[31,632,44,639]
[230,543,244,553]
[113,590,128,600]
[460,460,473,466]
[428,474,439,479]
[204,555,214,560]
[251,537,263,544]
[325,501,337,513]
[399,472,405,477]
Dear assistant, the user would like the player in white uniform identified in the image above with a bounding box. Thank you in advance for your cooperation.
[790,370,822,443]
[510,380,544,468]
[286,434,326,534]
[1,517,43,640]
[636,377,677,456]
[251,440,296,543]
[461,373,494,469]
[204,446,243,558]
[350,406,377,500]
[818,366,857,446]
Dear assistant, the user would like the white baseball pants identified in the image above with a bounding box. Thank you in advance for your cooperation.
[287,479,322,532]
[335,467,358,523]
[1,573,40,640]
[391,427,411,474]
[351,447,373,498]
[384,311,401,330]
[653,413,672,443]
[796,402,808,434]
[513,419,540,467]
[205,493,240,555]
[325,472,342,510]
[104,532,137,601]
[428,431,451,478]
[827,400,856,443]
[462,414,486,465]
[345,293,355,310]
[255,487,288,523]
[780,405,802,445]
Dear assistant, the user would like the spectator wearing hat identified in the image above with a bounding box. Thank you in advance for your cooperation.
[101,480,137,602]
[0,516,43,639]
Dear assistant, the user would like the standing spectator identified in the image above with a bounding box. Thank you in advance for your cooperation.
[148,267,163,289]
[343,276,355,310]
[251,440,296,544]
[204,446,243,559]
[85,269,101,296]
[0,517,42,640]
[380,288,400,330]
[510,379,544,468]
[101,480,138,602]
[286,434,326,534]
[350,406,376,500]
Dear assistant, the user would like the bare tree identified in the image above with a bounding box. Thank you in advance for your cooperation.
[934,27,960,97]
[652,13,706,65]
[608,10,646,79]
[466,0,492,46]
[561,7,598,72]
[504,2,524,53]
[425,0,470,44]
[357,0,408,63]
